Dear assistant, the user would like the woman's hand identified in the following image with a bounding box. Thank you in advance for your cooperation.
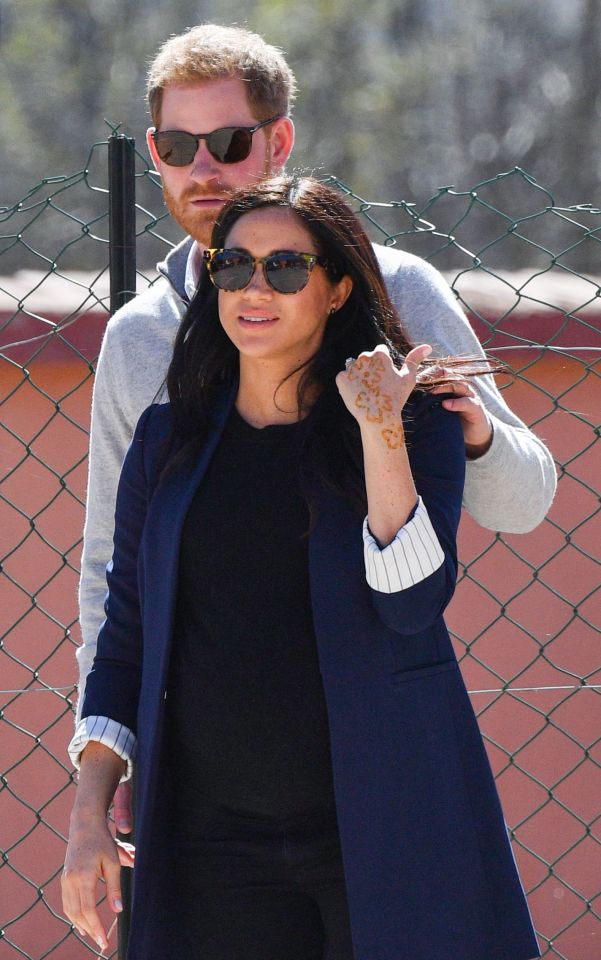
[62,741,128,952]
[336,343,432,546]
[336,343,432,448]
[62,811,123,952]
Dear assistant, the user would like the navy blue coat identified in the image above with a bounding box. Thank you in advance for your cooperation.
[82,387,539,960]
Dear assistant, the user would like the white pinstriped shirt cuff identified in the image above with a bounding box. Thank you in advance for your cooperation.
[363,496,445,593]
[68,716,136,782]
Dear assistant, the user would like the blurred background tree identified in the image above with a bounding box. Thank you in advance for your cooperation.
[0,0,598,270]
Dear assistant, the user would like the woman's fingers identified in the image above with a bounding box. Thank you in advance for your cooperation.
[62,822,123,951]
[62,868,108,950]
[61,875,86,937]
[78,874,111,951]
[337,343,433,431]
[74,852,121,950]
[403,343,432,372]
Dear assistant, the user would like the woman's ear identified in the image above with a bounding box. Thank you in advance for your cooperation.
[330,275,353,314]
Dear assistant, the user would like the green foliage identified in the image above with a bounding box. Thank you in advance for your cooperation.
[1,0,599,269]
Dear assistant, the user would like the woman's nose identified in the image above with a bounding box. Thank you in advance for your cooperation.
[243,261,272,297]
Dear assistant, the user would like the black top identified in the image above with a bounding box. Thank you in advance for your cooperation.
[165,407,337,824]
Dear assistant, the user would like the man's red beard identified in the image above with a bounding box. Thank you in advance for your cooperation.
[161,154,275,246]
[162,184,231,247]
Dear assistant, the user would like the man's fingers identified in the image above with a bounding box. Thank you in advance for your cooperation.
[441,395,481,421]
[113,780,133,833]
[441,395,480,413]
[430,379,473,396]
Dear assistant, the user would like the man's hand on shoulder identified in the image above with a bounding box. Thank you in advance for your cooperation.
[431,378,494,460]
[113,780,133,834]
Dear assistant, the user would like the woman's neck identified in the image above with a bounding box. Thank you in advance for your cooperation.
[236,357,315,428]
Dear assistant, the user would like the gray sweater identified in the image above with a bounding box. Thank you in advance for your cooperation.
[76,238,556,718]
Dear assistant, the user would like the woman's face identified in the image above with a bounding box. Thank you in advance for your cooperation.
[217,206,351,368]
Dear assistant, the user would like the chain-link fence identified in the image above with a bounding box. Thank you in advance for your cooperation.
[1,132,599,960]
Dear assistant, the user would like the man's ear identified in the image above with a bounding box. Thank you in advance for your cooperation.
[268,117,295,171]
[146,128,161,172]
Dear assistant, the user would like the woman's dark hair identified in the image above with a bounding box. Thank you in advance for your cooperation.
[163,176,502,512]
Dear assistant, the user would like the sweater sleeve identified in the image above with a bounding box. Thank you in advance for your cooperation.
[76,281,182,725]
[77,406,155,746]
[76,321,140,724]
[378,247,557,532]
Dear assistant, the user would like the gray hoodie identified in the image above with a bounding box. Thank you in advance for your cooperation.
[76,238,556,718]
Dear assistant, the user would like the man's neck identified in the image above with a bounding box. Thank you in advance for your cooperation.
[183,240,205,301]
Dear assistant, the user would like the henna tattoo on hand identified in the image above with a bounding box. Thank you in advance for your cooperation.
[347,355,405,450]
[346,353,406,448]
[355,390,393,423]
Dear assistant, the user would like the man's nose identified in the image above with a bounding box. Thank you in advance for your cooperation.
[188,140,222,183]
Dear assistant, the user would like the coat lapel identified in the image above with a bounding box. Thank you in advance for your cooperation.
[139,384,238,695]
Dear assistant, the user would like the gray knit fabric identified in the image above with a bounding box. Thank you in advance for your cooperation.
[75,238,556,719]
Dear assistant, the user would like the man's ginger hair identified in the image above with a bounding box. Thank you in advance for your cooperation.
[147,24,297,128]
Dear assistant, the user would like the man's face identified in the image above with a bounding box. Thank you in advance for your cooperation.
[147,77,294,247]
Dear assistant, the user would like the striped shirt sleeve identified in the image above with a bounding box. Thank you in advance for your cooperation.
[362,495,445,594]
[68,716,136,782]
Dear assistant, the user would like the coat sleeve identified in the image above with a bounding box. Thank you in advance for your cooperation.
[79,405,156,735]
[380,249,556,532]
[366,393,465,635]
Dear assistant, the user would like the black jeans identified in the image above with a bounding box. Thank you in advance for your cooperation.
[170,801,355,960]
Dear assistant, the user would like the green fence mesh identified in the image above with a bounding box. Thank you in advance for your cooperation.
[1,133,599,959]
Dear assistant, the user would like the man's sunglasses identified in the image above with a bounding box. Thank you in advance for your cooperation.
[151,117,281,166]
[203,249,331,294]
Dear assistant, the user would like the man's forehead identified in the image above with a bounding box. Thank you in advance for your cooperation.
[159,78,256,130]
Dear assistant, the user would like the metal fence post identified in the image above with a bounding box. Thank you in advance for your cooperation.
[109,133,137,314]
[108,131,136,959]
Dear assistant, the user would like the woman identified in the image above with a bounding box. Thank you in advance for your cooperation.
[63,177,539,960]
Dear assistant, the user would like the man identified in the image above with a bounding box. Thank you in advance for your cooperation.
[75,23,556,833]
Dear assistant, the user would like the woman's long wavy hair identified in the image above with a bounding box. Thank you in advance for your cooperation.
[163,176,502,512]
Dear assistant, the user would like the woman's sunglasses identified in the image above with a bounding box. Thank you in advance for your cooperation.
[203,249,331,294]
[151,117,281,166]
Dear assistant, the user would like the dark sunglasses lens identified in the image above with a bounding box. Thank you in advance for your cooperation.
[266,255,312,293]
[209,252,253,290]
[208,127,252,163]
[154,132,197,166]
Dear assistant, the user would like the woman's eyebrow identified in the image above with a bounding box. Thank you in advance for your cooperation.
[223,247,306,256]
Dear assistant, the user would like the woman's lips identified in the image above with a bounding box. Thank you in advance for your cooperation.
[238,315,279,327]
